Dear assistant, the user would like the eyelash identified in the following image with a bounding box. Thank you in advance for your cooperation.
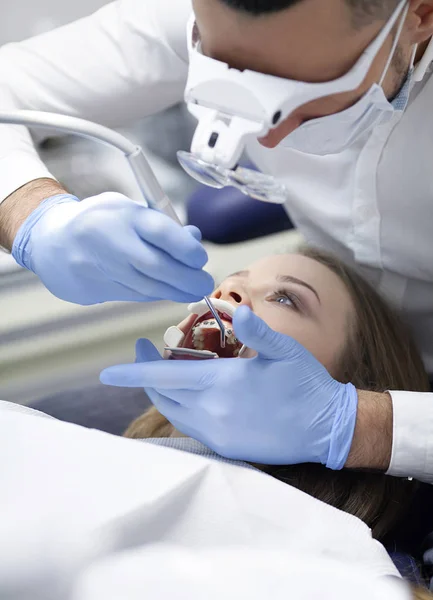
[270,289,301,310]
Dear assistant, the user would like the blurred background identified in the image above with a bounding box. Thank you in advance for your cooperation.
[0,0,298,407]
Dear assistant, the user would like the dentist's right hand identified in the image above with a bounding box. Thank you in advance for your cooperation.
[11,192,214,305]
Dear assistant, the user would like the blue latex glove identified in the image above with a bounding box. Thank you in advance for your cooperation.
[12,193,214,305]
[100,306,358,469]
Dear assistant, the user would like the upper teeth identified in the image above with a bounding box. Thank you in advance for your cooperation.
[163,300,237,351]
[188,298,236,319]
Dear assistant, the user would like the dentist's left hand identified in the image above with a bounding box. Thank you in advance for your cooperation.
[100,306,358,468]
[11,193,214,305]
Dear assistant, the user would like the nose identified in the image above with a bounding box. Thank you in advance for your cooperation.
[212,279,252,309]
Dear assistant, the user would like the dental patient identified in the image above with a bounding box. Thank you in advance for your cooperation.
[124,247,429,544]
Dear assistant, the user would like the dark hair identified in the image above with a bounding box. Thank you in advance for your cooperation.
[219,0,400,27]
[124,247,429,540]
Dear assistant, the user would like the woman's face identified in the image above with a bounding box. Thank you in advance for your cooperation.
[174,254,355,376]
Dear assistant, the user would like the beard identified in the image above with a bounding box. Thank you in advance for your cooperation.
[388,43,412,102]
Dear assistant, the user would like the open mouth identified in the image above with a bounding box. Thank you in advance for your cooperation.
[164,299,244,360]
[183,311,242,358]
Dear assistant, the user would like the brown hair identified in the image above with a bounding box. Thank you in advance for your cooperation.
[301,247,429,393]
[124,247,429,542]
[413,589,433,600]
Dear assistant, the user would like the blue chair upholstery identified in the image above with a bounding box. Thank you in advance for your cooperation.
[187,184,294,244]
[30,385,150,436]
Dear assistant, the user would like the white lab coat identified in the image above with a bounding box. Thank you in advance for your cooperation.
[0,0,432,483]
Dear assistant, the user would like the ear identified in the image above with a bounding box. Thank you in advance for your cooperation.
[409,0,433,44]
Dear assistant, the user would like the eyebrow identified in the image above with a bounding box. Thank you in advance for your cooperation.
[228,270,321,304]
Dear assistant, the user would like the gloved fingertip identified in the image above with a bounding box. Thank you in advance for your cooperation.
[184,225,203,242]
[135,337,147,352]
[99,368,118,386]
[202,271,215,295]
[184,273,215,301]
[233,304,253,323]
[233,306,289,361]
[182,225,207,266]
[100,365,143,387]
[232,305,257,336]
[187,246,209,270]
[135,338,162,363]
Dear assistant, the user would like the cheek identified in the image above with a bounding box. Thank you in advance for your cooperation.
[252,308,342,374]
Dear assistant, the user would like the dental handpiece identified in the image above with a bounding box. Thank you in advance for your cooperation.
[0,110,225,347]
[128,146,226,347]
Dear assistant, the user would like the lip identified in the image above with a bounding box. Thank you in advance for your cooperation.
[187,298,237,321]
[163,298,243,360]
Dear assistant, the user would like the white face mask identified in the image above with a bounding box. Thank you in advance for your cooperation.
[281,26,415,156]
[280,74,413,156]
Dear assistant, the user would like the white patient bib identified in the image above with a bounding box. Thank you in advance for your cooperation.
[0,403,408,600]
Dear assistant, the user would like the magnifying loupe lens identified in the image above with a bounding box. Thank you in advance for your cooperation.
[230,167,289,204]
[177,151,289,204]
[177,151,225,188]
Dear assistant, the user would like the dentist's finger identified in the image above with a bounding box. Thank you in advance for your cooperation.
[184,225,203,242]
[135,338,162,363]
[234,305,301,361]
[150,392,187,421]
[100,361,216,390]
[134,209,208,269]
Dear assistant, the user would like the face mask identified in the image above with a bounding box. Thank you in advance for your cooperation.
[280,1,415,156]
[280,67,414,156]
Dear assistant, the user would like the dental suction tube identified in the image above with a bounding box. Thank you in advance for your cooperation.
[0,110,181,224]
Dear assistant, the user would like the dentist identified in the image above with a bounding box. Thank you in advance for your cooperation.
[1,0,433,483]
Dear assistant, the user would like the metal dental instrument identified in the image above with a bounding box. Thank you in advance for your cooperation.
[0,109,226,348]
[204,295,226,349]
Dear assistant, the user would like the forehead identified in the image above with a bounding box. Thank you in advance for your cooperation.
[192,0,381,81]
[246,253,352,303]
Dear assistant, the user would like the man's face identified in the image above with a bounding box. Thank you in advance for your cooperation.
[192,0,413,147]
